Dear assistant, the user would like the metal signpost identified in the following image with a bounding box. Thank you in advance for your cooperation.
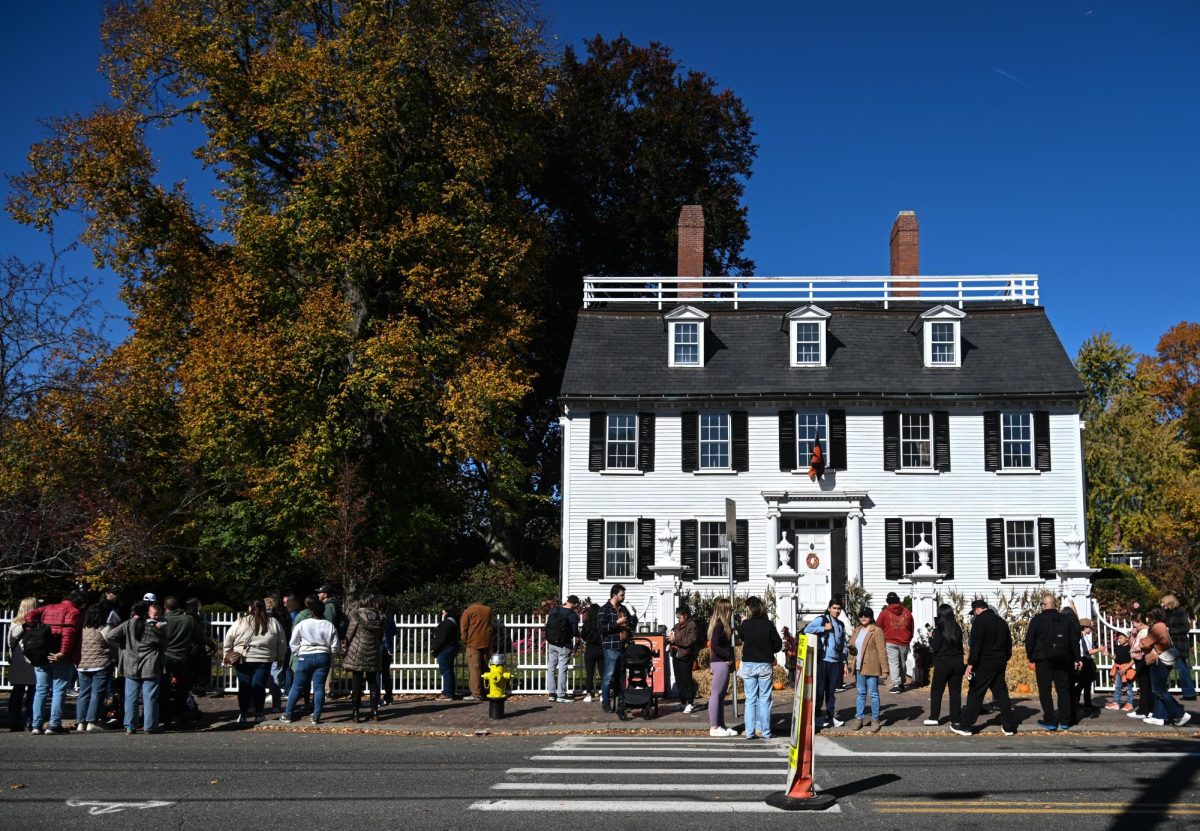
[725,498,738,719]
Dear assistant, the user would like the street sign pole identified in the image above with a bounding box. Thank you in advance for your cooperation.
[725,498,738,720]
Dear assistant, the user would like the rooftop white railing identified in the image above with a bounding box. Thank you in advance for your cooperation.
[582,274,1039,310]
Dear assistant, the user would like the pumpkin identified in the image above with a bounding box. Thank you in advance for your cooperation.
[1016,682,1032,694]
[773,680,786,690]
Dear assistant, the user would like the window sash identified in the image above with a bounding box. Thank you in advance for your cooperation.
[900,413,932,469]
[699,413,731,469]
[673,322,700,365]
[794,322,821,364]
[1001,412,1033,469]
[605,414,638,469]
[604,521,635,578]
[930,322,956,364]
[903,520,935,575]
[1005,520,1037,577]
[699,521,729,578]
[796,412,827,468]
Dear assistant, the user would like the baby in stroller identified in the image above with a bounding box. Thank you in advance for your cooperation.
[617,637,660,720]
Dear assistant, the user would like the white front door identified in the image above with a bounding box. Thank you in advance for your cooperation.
[782,518,832,614]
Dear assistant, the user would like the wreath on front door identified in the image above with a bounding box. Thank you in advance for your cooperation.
[805,549,820,569]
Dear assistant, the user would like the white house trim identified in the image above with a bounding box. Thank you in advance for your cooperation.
[786,304,831,368]
[665,305,709,368]
[920,304,965,368]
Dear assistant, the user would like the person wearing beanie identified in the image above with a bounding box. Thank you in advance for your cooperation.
[876,591,914,693]
[952,600,1017,736]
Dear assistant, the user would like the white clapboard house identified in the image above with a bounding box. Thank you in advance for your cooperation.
[558,208,1086,633]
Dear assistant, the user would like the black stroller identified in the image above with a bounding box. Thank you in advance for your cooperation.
[616,637,660,721]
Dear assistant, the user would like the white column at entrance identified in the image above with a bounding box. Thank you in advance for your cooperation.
[766,509,781,575]
[846,508,864,586]
[907,533,942,679]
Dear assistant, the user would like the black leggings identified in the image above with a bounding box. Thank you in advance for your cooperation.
[351,670,380,711]
[672,655,695,705]
[929,659,964,722]
[583,648,604,694]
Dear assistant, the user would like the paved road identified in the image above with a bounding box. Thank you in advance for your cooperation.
[2,729,1198,829]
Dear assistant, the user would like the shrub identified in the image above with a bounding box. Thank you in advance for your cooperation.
[392,562,560,615]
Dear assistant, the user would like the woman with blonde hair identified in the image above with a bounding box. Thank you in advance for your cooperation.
[707,599,737,737]
[6,597,39,731]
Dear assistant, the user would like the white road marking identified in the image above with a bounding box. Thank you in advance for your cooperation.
[507,767,783,775]
[824,751,1200,759]
[493,783,783,792]
[66,799,175,816]
[530,755,786,762]
[470,799,841,813]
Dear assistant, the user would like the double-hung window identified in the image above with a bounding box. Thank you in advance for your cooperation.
[606,414,638,469]
[900,413,932,470]
[605,521,635,579]
[673,322,700,366]
[699,521,729,578]
[796,412,827,468]
[1004,519,1037,577]
[903,519,935,575]
[794,322,821,365]
[1001,413,1033,470]
[929,322,956,365]
[700,413,731,469]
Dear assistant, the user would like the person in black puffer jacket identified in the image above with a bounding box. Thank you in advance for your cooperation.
[953,599,1017,736]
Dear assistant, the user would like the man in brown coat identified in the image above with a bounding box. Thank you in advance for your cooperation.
[459,602,494,700]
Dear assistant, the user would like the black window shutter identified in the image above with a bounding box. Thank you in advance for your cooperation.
[637,518,655,580]
[936,518,955,579]
[733,519,750,581]
[828,409,847,470]
[732,411,749,472]
[983,411,1001,472]
[830,520,847,599]
[986,518,1005,580]
[779,410,797,471]
[586,519,604,580]
[681,411,698,472]
[933,411,951,472]
[883,411,900,471]
[637,412,655,472]
[885,518,903,580]
[588,412,606,472]
[1038,517,1057,579]
[1034,411,1052,471]
[680,519,698,580]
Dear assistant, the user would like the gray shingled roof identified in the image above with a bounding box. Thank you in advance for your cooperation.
[560,303,1084,401]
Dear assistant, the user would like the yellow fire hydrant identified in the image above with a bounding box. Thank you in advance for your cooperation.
[484,653,511,719]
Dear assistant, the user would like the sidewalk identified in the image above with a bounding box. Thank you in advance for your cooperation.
[217,683,1199,737]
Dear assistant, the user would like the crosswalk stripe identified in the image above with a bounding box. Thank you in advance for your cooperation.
[507,767,783,775]
[470,799,841,813]
[492,783,783,792]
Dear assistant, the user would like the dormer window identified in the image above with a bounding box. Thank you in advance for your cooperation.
[665,305,709,368]
[920,305,965,368]
[786,304,830,368]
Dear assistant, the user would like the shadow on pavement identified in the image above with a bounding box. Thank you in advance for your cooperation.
[822,773,901,799]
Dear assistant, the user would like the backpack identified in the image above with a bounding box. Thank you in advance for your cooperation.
[1046,613,1070,660]
[545,609,574,647]
[19,621,54,667]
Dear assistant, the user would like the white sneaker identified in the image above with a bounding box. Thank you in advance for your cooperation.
[1143,716,1166,726]
[682,704,695,714]
[1175,712,1192,727]
[709,727,727,737]
[85,723,100,732]
[557,696,573,703]
[1127,709,1144,718]
[75,722,86,732]
[722,727,738,737]
[830,717,845,727]
[583,694,593,703]
[923,719,940,726]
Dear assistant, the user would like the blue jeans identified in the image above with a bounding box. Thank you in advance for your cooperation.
[740,663,774,738]
[1150,660,1185,721]
[1175,655,1196,698]
[855,672,881,720]
[235,661,271,716]
[124,676,160,731]
[1113,672,1133,705]
[436,645,458,698]
[32,662,76,729]
[77,669,109,724]
[286,652,331,720]
[268,660,286,707]
[601,648,623,707]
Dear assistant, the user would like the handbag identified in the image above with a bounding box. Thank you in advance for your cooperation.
[222,619,252,667]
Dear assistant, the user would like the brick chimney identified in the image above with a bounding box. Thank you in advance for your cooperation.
[889,210,919,297]
[677,204,704,299]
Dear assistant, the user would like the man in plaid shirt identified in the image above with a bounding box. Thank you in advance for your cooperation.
[596,584,637,713]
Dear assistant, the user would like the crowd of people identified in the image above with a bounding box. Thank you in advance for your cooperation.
[6,582,1195,737]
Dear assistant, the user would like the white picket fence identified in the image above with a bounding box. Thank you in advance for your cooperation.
[1091,602,1198,694]
[0,611,579,695]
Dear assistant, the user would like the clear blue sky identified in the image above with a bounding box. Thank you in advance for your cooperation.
[2,1,1197,357]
